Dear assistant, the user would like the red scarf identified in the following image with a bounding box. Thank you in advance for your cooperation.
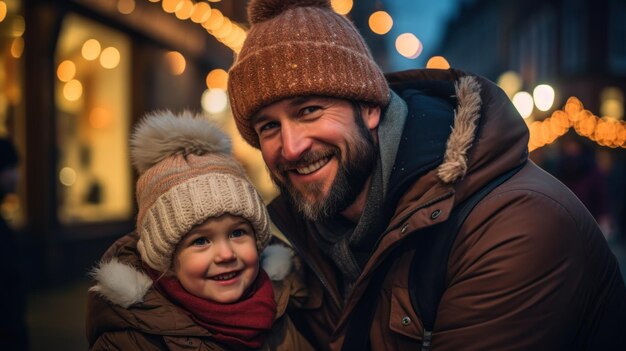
[146,267,276,350]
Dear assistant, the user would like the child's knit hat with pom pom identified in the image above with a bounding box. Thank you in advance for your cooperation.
[131,111,271,272]
[227,0,390,148]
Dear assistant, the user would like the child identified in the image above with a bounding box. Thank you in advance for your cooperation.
[86,111,312,351]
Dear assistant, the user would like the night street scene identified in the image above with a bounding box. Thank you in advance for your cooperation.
[1,0,625,349]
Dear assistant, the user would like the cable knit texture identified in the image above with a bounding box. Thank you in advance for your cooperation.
[132,111,271,272]
[228,0,390,148]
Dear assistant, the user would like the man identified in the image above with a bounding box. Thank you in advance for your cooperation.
[227,0,626,350]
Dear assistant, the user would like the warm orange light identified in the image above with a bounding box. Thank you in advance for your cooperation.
[10,37,24,58]
[89,107,112,129]
[212,18,233,39]
[202,9,224,30]
[331,0,353,15]
[191,2,211,23]
[206,69,228,90]
[0,2,7,22]
[162,0,183,13]
[82,39,101,61]
[117,0,136,14]
[165,51,186,75]
[426,56,450,69]
[57,60,76,82]
[175,0,194,20]
[368,11,393,35]
[63,80,83,101]
[100,47,121,69]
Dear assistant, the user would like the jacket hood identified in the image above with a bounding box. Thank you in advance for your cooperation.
[89,244,294,308]
[387,69,528,203]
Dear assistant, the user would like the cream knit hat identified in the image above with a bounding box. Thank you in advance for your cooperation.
[131,111,271,272]
[228,0,390,148]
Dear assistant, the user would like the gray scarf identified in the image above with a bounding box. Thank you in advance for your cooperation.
[310,92,408,298]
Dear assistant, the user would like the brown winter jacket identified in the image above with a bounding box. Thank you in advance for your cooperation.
[85,231,314,351]
[268,69,626,350]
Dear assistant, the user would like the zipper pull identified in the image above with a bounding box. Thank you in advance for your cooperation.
[422,330,433,350]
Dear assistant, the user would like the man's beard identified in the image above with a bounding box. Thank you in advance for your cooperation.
[269,107,378,221]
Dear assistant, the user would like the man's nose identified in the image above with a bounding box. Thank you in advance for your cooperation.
[280,122,311,161]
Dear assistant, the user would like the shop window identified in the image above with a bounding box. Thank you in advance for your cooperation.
[55,14,132,224]
[0,0,25,227]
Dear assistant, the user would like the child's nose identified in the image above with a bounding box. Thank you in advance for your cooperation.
[214,241,236,262]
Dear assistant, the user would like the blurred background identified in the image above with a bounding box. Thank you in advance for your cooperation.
[0,0,624,349]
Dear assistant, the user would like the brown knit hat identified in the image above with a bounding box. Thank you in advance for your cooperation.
[228,0,390,148]
[131,111,271,272]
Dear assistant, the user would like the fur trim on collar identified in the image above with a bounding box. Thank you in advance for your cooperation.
[89,244,294,308]
[261,244,294,281]
[437,76,482,183]
[89,258,153,308]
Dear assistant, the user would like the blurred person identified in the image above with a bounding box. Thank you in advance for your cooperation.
[86,112,312,351]
[553,132,612,237]
[0,138,28,351]
[226,0,626,349]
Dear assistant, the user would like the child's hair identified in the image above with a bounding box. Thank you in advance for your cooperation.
[130,111,271,272]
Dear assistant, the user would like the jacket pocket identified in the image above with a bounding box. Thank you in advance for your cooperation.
[388,286,422,341]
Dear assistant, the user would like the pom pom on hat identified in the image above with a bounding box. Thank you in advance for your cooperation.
[131,110,231,174]
[248,0,330,24]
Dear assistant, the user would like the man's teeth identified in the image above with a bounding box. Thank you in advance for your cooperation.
[296,158,329,175]
[212,272,237,281]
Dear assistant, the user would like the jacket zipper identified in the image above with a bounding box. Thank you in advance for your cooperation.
[422,330,433,350]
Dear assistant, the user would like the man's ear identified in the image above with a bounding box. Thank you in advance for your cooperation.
[362,105,381,131]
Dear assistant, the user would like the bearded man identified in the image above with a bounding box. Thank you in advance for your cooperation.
[227,1,626,350]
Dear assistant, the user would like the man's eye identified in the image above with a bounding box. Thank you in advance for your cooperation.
[258,121,279,134]
[301,106,321,115]
[192,237,209,246]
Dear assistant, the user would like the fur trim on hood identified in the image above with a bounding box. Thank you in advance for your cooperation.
[437,76,482,183]
[89,244,294,308]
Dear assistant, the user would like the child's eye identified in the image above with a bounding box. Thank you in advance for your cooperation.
[191,237,209,246]
[229,229,249,239]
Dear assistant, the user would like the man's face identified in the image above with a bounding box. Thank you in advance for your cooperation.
[253,97,381,221]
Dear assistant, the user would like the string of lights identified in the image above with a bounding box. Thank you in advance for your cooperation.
[529,97,626,151]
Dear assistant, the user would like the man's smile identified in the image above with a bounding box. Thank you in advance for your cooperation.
[295,156,331,175]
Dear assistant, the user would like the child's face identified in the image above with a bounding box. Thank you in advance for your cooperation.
[174,214,259,303]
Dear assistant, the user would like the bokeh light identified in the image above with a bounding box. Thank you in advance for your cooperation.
[497,71,522,98]
[533,84,555,112]
[202,88,228,114]
[426,56,450,69]
[0,2,7,22]
[57,60,76,82]
[117,0,135,14]
[206,69,228,90]
[512,91,533,118]
[63,80,83,101]
[191,1,211,23]
[331,0,353,15]
[368,11,393,35]
[395,33,423,59]
[164,51,186,75]
[82,39,101,61]
[175,0,194,20]
[100,47,121,69]
[60,167,77,186]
